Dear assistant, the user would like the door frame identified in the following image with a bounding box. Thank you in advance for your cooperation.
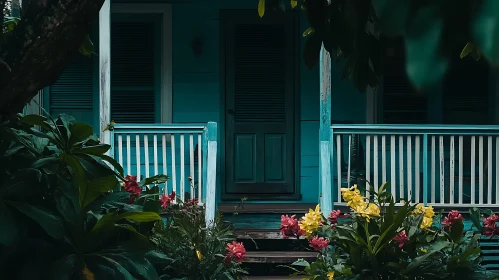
[219,9,301,201]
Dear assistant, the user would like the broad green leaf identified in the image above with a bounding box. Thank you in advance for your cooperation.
[55,180,80,224]
[449,219,464,243]
[68,122,93,148]
[88,255,135,280]
[473,0,499,64]
[78,153,124,178]
[405,4,448,89]
[83,191,132,213]
[75,144,111,156]
[0,201,17,245]
[469,208,483,231]
[1,168,43,196]
[91,212,161,233]
[19,114,53,131]
[7,201,65,239]
[32,157,61,169]
[291,258,310,267]
[64,155,88,207]
[103,254,159,280]
[258,0,265,18]
[405,241,451,273]
[460,42,481,61]
[82,175,119,207]
[79,34,94,57]
[139,174,170,187]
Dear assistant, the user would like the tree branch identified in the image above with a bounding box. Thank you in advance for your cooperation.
[0,0,104,120]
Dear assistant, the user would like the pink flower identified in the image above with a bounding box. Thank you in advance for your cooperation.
[328,210,347,228]
[279,215,302,238]
[169,191,176,201]
[393,230,410,248]
[483,215,499,236]
[159,194,172,209]
[225,241,246,263]
[441,210,464,231]
[123,175,142,202]
[309,236,329,251]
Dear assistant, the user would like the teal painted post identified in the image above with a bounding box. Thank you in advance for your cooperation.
[205,122,218,227]
[319,44,333,215]
[202,126,209,202]
[423,134,429,205]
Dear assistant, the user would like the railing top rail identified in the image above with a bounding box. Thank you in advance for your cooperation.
[112,123,208,134]
[331,124,499,135]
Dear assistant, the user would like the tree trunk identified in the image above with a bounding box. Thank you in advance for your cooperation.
[0,0,104,122]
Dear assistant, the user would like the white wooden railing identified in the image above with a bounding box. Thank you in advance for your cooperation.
[329,124,499,208]
[110,122,218,225]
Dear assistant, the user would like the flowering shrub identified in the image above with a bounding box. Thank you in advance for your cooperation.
[280,183,499,280]
[148,188,247,279]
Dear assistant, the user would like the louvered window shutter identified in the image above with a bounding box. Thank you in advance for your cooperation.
[111,18,159,124]
[382,37,428,124]
[48,53,94,125]
[233,23,288,123]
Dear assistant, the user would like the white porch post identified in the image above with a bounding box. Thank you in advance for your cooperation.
[319,43,332,215]
[99,0,111,149]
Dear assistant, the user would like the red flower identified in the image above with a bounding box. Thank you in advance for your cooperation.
[309,236,329,251]
[159,194,172,209]
[279,215,302,238]
[225,241,246,263]
[123,175,142,202]
[393,230,410,248]
[441,210,464,231]
[169,191,176,201]
[483,215,499,236]
[328,210,347,228]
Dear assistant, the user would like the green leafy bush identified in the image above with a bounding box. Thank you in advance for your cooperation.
[279,183,499,280]
[0,114,168,279]
[151,193,248,280]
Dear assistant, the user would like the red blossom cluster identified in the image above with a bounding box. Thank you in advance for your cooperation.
[123,175,142,203]
[309,236,329,251]
[441,210,464,231]
[392,230,410,248]
[159,191,176,209]
[225,241,246,263]
[279,214,304,238]
[328,209,347,229]
[483,214,499,236]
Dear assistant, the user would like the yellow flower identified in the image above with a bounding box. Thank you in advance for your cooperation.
[82,266,95,280]
[424,206,435,219]
[420,217,433,230]
[346,194,364,208]
[412,204,425,216]
[327,271,335,280]
[352,202,380,222]
[420,248,428,253]
[341,185,361,202]
[196,250,203,261]
[299,204,322,239]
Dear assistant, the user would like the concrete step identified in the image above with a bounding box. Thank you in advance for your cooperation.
[243,251,316,264]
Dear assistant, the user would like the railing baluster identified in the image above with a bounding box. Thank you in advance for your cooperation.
[374,135,379,193]
[479,136,484,205]
[399,135,404,201]
[407,136,412,202]
[439,136,444,204]
[118,135,123,170]
[415,136,420,203]
[198,133,202,204]
[390,135,396,198]
[496,137,499,204]
[382,135,387,184]
[162,134,168,194]
[347,135,352,189]
[189,133,195,198]
[180,134,185,201]
[153,134,158,176]
[171,134,177,200]
[336,134,341,201]
[431,136,436,204]
[488,136,492,205]
[144,134,150,180]
[471,136,476,204]
[450,136,455,205]
[423,134,429,206]
[366,135,371,198]
[126,134,131,176]
[459,136,463,205]
[136,134,141,180]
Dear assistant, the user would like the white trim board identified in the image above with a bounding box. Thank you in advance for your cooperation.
[111,4,173,124]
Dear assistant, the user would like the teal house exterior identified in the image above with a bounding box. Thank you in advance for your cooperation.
[28,0,499,223]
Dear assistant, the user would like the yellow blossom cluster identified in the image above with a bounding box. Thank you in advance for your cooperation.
[299,204,323,239]
[412,204,435,230]
[340,185,380,221]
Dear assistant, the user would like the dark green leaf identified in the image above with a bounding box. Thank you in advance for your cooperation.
[139,175,170,187]
[0,201,17,245]
[32,157,61,169]
[469,208,483,231]
[74,144,111,156]
[7,201,65,239]
[1,168,43,196]
[84,191,132,213]
[68,122,93,148]
[19,114,52,131]
[82,175,119,207]
[449,219,464,243]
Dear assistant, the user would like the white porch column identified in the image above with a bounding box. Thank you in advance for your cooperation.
[99,0,111,148]
[319,43,332,215]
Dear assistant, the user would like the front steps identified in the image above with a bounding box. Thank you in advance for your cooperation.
[220,204,317,277]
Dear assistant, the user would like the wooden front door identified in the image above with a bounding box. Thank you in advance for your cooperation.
[222,10,298,198]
